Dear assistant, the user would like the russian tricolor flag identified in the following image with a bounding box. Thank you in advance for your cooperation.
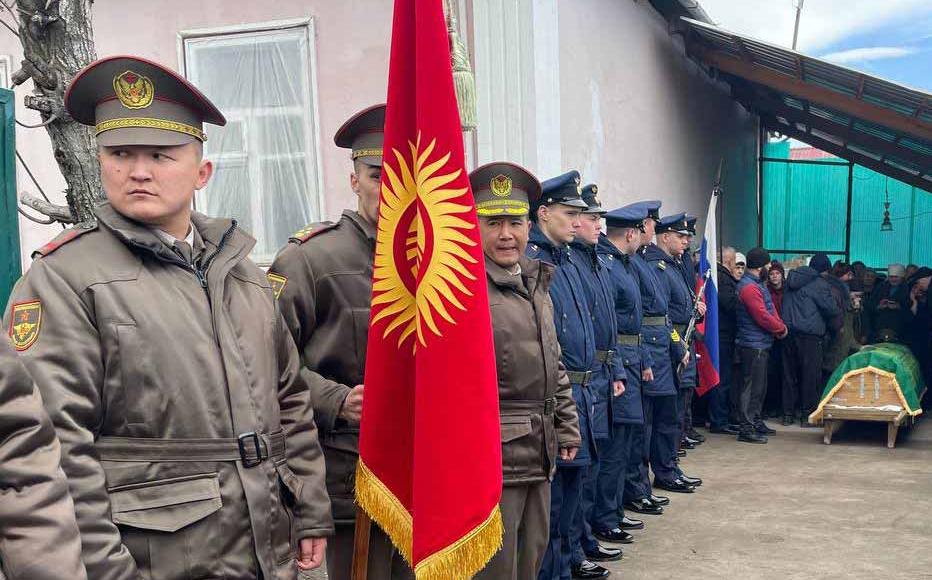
[696,191,720,396]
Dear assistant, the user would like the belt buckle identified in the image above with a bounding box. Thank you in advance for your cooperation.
[238,432,266,468]
[582,370,593,386]
[544,398,556,415]
[606,349,615,359]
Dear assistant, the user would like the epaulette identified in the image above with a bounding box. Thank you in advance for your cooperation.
[32,223,97,258]
[288,221,337,244]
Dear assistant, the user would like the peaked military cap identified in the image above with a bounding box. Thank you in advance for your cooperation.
[334,104,386,167]
[605,202,648,229]
[469,162,541,217]
[656,213,691,235]
[65,55,226,147]
[641,200,662,220]
[685,214,698,236]
[537,170,588,210]
[581,184,606,215]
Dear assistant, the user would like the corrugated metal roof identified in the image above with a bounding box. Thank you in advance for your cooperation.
[680,17,932,192]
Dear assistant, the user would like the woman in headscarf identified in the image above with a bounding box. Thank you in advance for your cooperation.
[765,260,786,419]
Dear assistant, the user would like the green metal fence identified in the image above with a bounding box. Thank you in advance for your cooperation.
[0,88,21,309]
[761,140,931,269]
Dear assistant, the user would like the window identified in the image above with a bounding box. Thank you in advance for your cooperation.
[0,55,11,88]
[180,19,324,264]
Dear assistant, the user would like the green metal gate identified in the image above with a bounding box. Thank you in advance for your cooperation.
[0,87,21,309]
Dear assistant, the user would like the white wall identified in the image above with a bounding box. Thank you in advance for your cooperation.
[556,0,758,249]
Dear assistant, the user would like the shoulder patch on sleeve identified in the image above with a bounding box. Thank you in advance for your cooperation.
[9,300,42,351]
[267,272,288,299]
[33,224,97,258]
[289,221,337,244]
[657,261,667,271]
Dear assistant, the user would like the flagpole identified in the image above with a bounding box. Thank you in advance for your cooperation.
[350,507,372,580]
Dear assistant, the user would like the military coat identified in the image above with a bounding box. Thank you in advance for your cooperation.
[4,203,332,580]
[486,256,581,484]
[527,225,596,466]
[268,210,374,525]
[630,246,680,396]
[0,339,86,580]
[596,235,645,425]
[570,240,620,441]
[643,244,697,389]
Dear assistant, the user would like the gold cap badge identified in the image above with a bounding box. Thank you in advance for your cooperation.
[490,174,513,198]
[113,70,154,110]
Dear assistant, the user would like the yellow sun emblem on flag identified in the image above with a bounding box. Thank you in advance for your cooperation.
[371,133,478,350]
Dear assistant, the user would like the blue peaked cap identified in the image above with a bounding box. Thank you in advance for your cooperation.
[657,213,691,235]
[538,170,588,210]
[684,214,698,235]
[605,203,648,228]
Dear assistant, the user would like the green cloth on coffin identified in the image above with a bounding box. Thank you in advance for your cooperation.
[819,343,925,416]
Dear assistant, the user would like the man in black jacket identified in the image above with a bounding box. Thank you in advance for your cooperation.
[709,247,739,434]
[781,253,842,426]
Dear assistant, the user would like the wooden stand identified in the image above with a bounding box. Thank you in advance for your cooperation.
[351,507,372,580]
[816,369,924,448]
[822,408,907,448]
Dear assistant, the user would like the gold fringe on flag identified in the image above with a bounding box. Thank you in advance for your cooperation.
[414,505,503,580]
[444,0,477,131]
[355,459,414,564]
[356,460,504,579]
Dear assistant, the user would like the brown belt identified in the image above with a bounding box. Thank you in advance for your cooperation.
[617,334,641,346]
[500,398,557,415]
[96,430,285,469]
[595,349,615,363]
[566,370,593,386]
[642,315,668,326]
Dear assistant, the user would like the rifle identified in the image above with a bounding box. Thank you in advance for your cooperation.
[677,268,712,377]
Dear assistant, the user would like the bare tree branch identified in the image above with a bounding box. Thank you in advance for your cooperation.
[18,204,57,224]
[19,191,74,223]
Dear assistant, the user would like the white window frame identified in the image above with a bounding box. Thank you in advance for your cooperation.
[0,55,12,88]
[176,18,326,264]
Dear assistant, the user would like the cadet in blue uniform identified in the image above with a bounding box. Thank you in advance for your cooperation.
[618,201,674,514]
[528,171,600,580]
[632,207,698,495]
[672,214,702,451]
[591,204,650,543]
[644,215,704,492]
[569,185,625,575]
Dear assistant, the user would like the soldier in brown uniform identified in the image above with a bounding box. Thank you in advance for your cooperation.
[0,339,86,580]
[3,56,332,579]
[268,104,413,579]
[469,162,581,580]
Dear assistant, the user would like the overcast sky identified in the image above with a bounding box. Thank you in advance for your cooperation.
[698,0,932,91]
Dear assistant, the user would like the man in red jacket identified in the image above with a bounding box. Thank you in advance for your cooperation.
[735,248,788,444]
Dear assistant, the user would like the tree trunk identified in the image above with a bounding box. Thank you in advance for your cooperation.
[13,0,99,225]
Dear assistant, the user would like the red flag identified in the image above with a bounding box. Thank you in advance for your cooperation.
[355,0,503,578]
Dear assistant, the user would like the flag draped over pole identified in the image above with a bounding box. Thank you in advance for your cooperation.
[355,0,503,578]
[696,192,721,397]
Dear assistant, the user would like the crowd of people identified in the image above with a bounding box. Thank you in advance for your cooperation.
[706,248,932,439]
[2,53,929,580]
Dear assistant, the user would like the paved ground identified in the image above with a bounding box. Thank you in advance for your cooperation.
[601,418,932,580]
[306,417,932,579]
